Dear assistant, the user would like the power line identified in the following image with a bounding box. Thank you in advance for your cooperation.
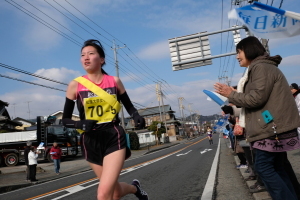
[64,0,121,45]
[62,0,180,97]
[24,0,85,41]
[0,74,66,92]
[6,0,82,46]
[5,0,183,109]
[279,0,283,9]
[0,63,68,85]
[44,0,170,92]
[49,0,111,47]
[218,0,224,81]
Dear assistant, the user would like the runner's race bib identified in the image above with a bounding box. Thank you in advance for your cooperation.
[83,95,121,124]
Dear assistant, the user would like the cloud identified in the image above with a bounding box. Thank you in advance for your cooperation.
[4,72,23,79]
[268,36,300,49]
[120,73,141,83]
[137,40,170,60]
[2,72,226,120]
[33,67,81,86]
[1,87,67,120]
[125,77,224,118]
[3,0,105,51]
[281,55,300,67]
[188,72,209,76]
[0,67,83,119]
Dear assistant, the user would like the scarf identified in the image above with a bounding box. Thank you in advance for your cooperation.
[237,67,249,128]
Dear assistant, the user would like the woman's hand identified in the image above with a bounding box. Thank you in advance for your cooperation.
[214,83,234,98]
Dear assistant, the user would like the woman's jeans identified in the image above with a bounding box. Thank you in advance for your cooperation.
[53,159,60,173]
[255,149,297,200]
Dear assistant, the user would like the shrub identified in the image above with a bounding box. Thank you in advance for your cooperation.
[128,132,140,150]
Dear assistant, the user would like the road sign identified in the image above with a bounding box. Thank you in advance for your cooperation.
[232,25,241,46]
[168,26,245,71]
[168,32,212,71]
[157,123,161,128]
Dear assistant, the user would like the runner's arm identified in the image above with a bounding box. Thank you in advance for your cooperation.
[62,80,97,131]
[115,76,145,129]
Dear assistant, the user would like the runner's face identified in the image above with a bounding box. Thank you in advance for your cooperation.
[236,49,251,67]
[81,46,105,72]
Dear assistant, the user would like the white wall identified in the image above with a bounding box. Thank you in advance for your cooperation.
[137,131,156,144]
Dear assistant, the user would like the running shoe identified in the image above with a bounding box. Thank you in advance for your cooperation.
[249,184,266,193]
[236,164,248,169]
[132,179,149,200]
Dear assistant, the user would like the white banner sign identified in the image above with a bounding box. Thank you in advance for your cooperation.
[228,3,300,39]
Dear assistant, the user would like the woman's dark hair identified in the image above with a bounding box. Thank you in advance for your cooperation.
[81,39,108,75]
[30,146,35,151]
[236,36,266,61]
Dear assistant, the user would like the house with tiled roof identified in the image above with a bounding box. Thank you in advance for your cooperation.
[125,105,180,143]
[0,100,22,132]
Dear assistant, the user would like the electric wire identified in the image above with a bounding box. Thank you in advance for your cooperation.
[0,63,68,85]
[6,0,82,46]
[64,0,123,45]
[24,0,85,41]
[4,0,190,113]
[49,0,176,97]
[0,74,66,92]
[218,0,224,81]
[62,0,178,93]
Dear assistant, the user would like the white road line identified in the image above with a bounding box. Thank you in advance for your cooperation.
[176,150,192,156]
[201,138,220,200]
[32,146,187,199]
[200,149,212,154]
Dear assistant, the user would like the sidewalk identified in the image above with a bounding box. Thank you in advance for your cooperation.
[0,141,180,194]
[224,137,300,200]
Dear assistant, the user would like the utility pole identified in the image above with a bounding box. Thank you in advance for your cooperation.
[188,103,193,124]
[156,82,167,135]
[178,97,185,136]
[155,83,162,121]
[12,103,16,119]
[195,110,201,134]
[112,40,126,129]
[25,101,32,120]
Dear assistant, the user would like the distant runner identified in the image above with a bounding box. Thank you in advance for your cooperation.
[207,126,213,145]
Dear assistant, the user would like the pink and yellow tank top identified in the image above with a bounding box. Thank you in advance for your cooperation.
[76,74,120,128]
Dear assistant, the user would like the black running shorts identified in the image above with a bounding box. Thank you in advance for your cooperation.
[80,125,131,166]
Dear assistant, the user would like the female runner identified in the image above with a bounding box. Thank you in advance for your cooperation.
[62,39,148,200]
[207,126,213,145]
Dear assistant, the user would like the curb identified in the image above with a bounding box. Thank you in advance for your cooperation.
[144,143,180,154]
[234,156,272,200]
[0,167,91,194]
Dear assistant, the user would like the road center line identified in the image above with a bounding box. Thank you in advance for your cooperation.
[26,137,208,200]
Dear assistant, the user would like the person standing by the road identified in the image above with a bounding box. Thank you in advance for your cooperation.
[290,83,300,136]
[214,36,300,200]
[28,146,39,182]
[50,142,62,175]
[24,141,32,182]
[62,39,148,200]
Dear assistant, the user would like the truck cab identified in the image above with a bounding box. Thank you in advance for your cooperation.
[0,116,79,167]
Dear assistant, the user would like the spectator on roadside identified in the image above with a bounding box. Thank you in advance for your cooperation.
[214,36,300,200]
[28,146,39,182]
[290,83,300,135]
[24,141,32,182]
[50,142,63,175]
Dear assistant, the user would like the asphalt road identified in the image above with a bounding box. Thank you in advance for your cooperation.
[0,135,218,200]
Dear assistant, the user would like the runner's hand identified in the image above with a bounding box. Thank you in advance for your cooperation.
[133,113,145,129]
[75,120,98,132]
